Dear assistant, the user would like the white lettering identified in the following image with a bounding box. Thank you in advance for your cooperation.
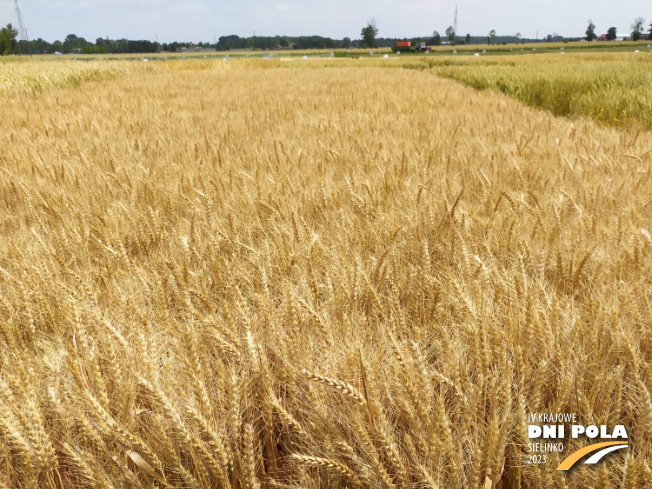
[586,426,599,438]
[612,425,628,439]
[529,425,542,438]
[572,425,585,438]
[529,442,564,452]
[543,425,557,438]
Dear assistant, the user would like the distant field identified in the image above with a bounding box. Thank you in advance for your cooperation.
[1,57,652,489]
[4,51,652,131]
[418,39,652,54]
[2,39,649,63]
[423,53,652,129]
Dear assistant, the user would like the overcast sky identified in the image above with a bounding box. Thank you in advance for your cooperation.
[0,1,648,43]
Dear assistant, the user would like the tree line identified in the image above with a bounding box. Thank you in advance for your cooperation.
[360,20,532,48]
[215,35,357,50]
[1,31,173,55]
[361,16,652,49]
[585,18,652,41]
[0,28,363,55]
[2,17,651,56]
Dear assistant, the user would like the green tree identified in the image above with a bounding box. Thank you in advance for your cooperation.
[586,20,597,41]
[606,27,617,41]
[465,33,471,44]
[631,17,645,41]
[445,26,455,44]
[0,24,18,55]
[361,20,378,48]
[63,34,90,53]
[432,31,441,45]
[30,37,51,54]
[96,37,110,52]
[488,29,496,44]
[341,37,351,48]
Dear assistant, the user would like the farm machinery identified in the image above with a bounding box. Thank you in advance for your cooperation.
[391,41,428,53]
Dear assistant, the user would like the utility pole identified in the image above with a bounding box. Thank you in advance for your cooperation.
[14,0,30,54]
[453,5,458,38]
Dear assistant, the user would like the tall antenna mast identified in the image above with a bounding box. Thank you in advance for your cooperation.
[453,5,458,36]
[14,0,29,43]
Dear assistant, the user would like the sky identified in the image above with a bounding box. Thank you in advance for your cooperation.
[0,0,649,43]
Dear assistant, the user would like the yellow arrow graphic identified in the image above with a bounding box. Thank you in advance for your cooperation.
[557,442,628,471]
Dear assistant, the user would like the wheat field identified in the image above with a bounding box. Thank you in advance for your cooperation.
[427,53,652,130]
[0,59,651,488]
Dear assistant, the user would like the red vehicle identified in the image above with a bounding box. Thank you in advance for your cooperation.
[392,41,428,52]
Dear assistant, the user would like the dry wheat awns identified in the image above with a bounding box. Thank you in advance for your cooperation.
[0,57,651,488]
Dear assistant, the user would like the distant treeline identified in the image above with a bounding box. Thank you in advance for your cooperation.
[376,36,526,46]
[215,34,563,50]
[3,27,570,56]
[9,33,360,54]
[215,35,354,50]
[17,35,169,54]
